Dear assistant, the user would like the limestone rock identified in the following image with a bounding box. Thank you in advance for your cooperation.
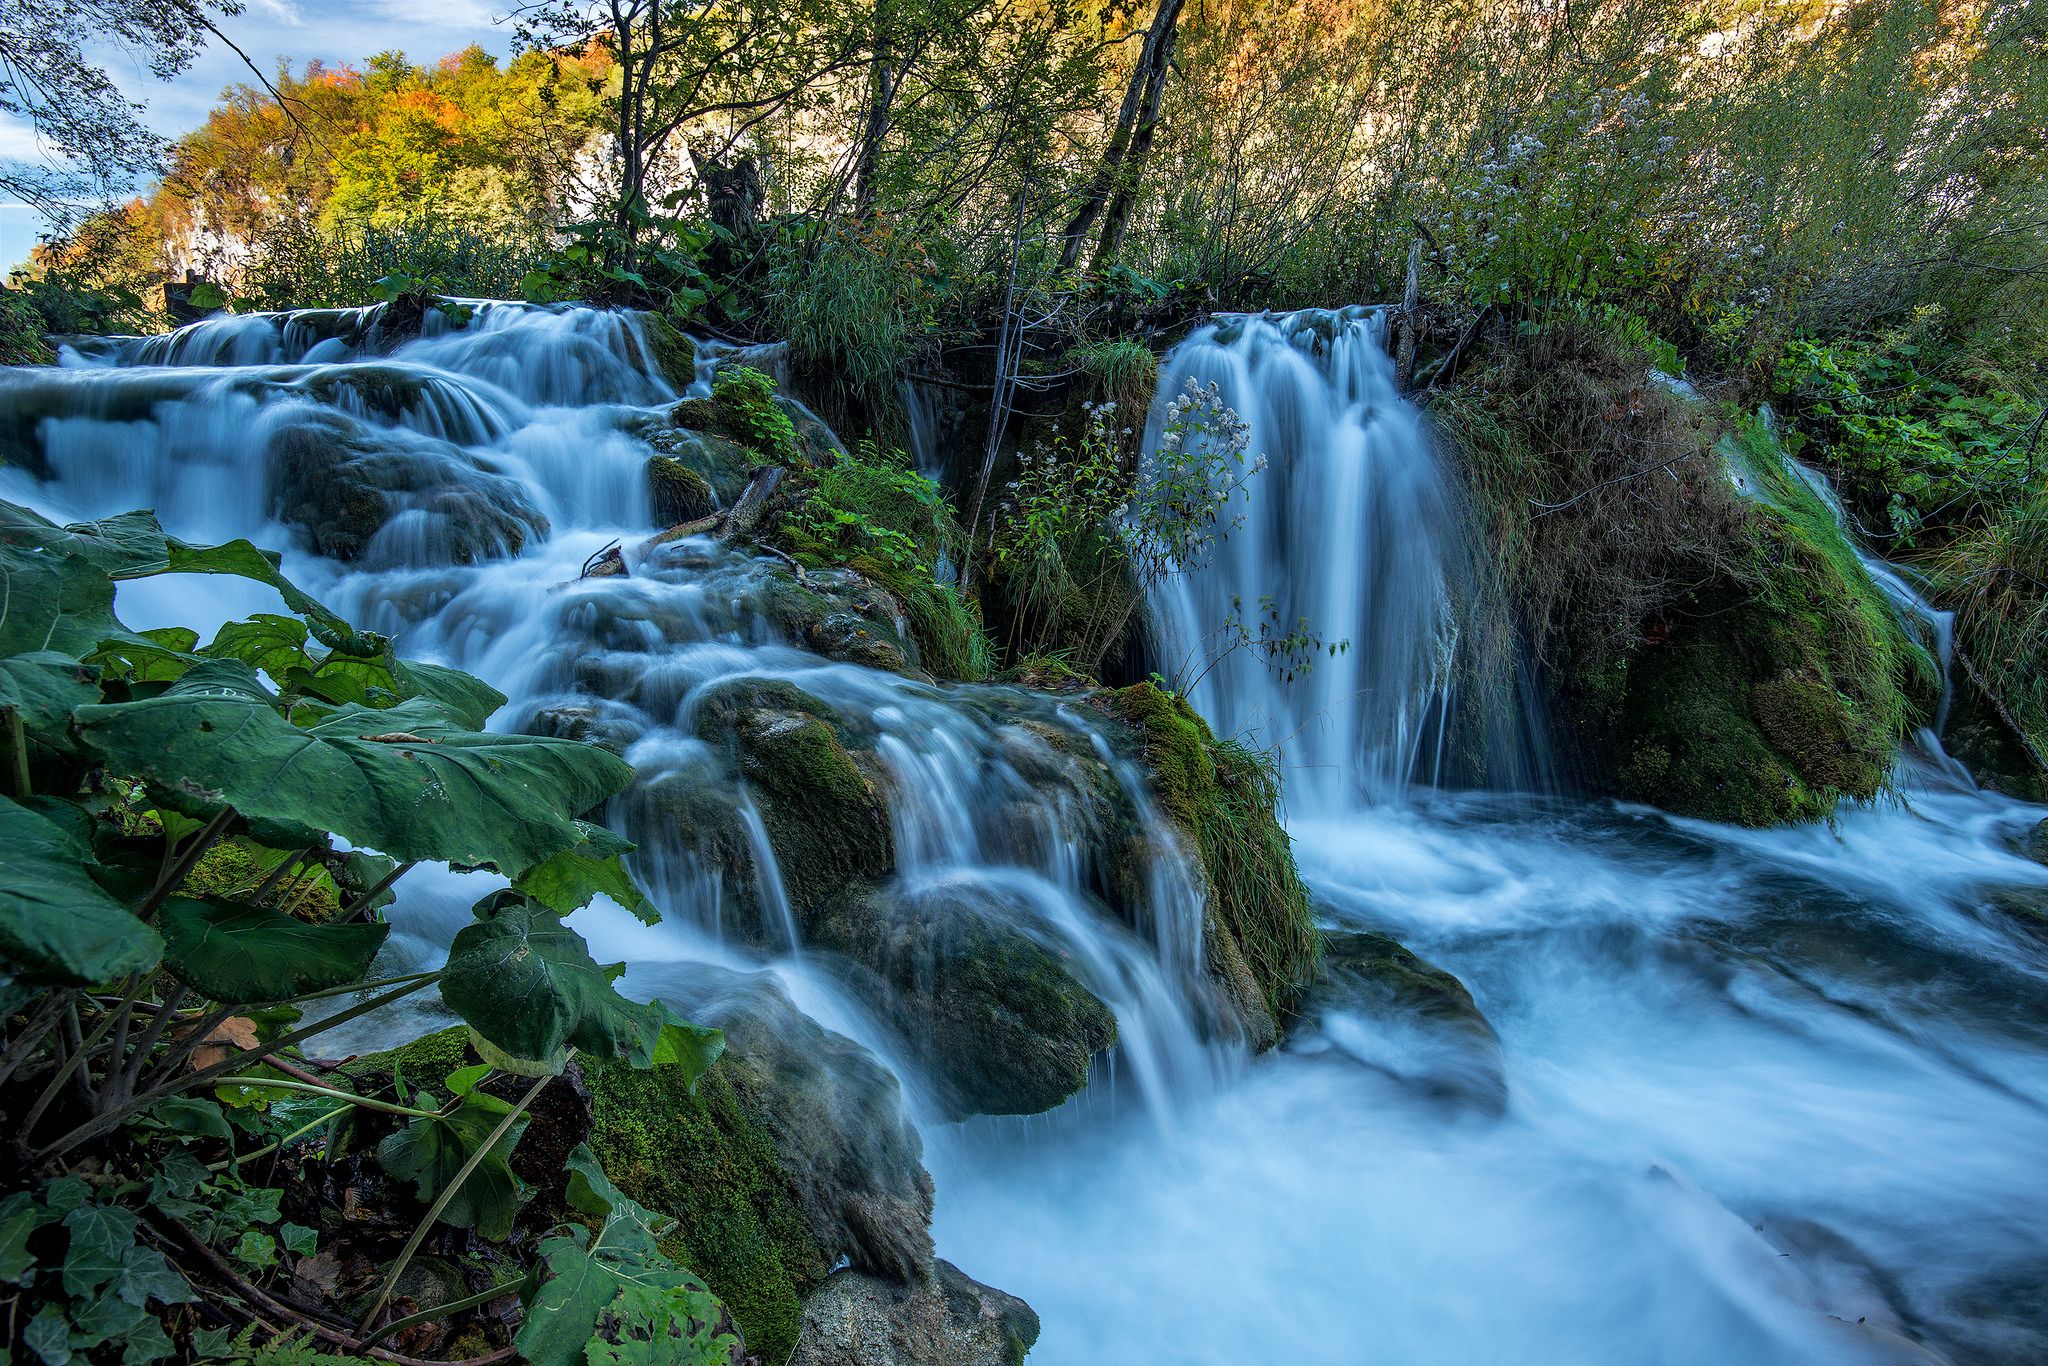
[791,1261,1039,1366]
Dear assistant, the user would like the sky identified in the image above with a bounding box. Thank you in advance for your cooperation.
[1,0,518,270]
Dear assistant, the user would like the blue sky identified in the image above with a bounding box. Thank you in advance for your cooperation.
[1,0,516,271]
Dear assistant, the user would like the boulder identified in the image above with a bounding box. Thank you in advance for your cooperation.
[267,412,545,565]
[810,881,1117,1119]
[649,454,716,525]
[587,963,937,1364]
[791,1261,1039,1366]
[692,682,895,922]
[1300,930,1507,1114]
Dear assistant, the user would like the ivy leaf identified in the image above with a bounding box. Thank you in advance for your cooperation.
[75,661,633,877]
[107,1243,193,1308]
[121,1316,175,1366]
[145,1097,232,1140]
[512,822,655,924]
[69,1286,148,1346]
[25,1301,73,1365]
[159,898,389,1004]
[516,1147,737,1366]
[279,1223,319,1258]
[61,1203,139,1296]
[0,795,162,987]
[377,1094,530,1241]
[440,893,675,1069]
[0,1191,57,1285]
[232,1229,278,1270]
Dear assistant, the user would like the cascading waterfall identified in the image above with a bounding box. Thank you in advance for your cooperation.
[1146,308,1535,812]
[6,302,2048,1364]
[935,311,2048,1365]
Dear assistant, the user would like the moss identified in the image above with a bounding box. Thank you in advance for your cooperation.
[672,366,799,465]
[647,455,715,525]
[1600,426,1923,826]
[338,1026,475,1095]
[695,693,894,920]
[638,314,698,391]
[186,836,344,922]
[584,1054,824,1365]
[809,885,1117,1117]
[1100,682,1319,1030]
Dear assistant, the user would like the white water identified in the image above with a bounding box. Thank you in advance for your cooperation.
[8,304,2048,1363]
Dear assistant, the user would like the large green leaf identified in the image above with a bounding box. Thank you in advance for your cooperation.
[440,893,677,1069]
[0,795,162,986]
[0,652,99,755]
[199,614,505,725]
[159,898,388,1005]
[377,1090,530,1241]
[0,505,167,576]
[516,1147,737,1366]
[0,542,121,659]
[75,661,632,876]
[512,822,656,925]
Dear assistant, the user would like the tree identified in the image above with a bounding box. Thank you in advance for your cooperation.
[0,0,242,229]
[513,0,871,268]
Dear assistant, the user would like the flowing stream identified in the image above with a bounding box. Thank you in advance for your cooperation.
[5,304,2047,1364]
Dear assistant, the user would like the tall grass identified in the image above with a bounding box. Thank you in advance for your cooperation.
[1934,487,2048,762]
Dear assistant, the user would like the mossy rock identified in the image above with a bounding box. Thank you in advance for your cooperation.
[648,455,716,525]
[1099,682,1320,1035]
[809,882,1118,1119]
[267,412,546,565]
[691,684,894,920]
[185,836,344,922]
[1310,930,1506,1113]
[623,414,757,505]
[756,566,918,676]
[527,702,645,757]
[791,1260,1039,1366]
[639,314,698,391]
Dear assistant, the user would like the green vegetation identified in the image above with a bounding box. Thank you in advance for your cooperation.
[1102,683,1318,1031]
[1436,315,1931,824]
[0,497,738,1361]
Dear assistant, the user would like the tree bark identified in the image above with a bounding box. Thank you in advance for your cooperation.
[1059,0,1186,272]
[1088,0,1187,274]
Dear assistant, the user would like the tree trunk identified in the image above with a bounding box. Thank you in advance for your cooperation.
[1088,0,1186,274]
[1058,0,1186,272]
[1395,237,1422,391]
[853,0,900,213]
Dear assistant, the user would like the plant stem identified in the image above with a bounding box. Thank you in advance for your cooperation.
[356,1276,533,1353]
[356,1067,556,1334]
[0,991,77,1088]
[341,861,415,921]
[209,1102,354,1173]
[211,1075,440,1120]
[20,993,128,1136]
[34,974,440,1161]
[138,806,237,923]
[2,708,29,797]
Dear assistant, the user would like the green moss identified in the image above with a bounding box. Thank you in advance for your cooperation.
[338,1026,475,1095]
[697,696,893,920]
[647,455,715,525]
[1603,421,1923,825]
[672,366,799,465]
[1102,682,1319,1029]
[638,314,697,391]
[584,1055,824,1365]
[186,837,344,922]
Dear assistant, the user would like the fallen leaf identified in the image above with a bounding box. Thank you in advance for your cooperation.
[190,1016,260,1071]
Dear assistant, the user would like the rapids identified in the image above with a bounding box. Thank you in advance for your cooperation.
[5,302,2045,1364]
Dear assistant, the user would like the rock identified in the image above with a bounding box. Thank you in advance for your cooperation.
[758,566,919,676]
[693,684,895,921]
[649,455,716,525]
[267,412,546,565]
[1097,682,1320,1040]
[639,314,698,391]
[1302,930,1507,1114]
[2025,820,2048,868]
[585,963,937,1364]
[791,1260,1039,1366]
[810,881,1117,1119]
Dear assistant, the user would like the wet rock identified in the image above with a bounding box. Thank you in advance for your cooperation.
[2025,820,2048,868]
[811,881,1117,1119]
[1300,930,1507,1114]
[1944,671,2048,804]
[639,313,698,391]
[588,963,937,1364]
[791,1260,1039,1366]
[649,454,716,525]
[267,412,546,564]
[694,687,895,920]
[758,566,918,676]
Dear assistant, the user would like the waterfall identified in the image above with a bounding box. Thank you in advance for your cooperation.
[1146,308,1535,811]
[7,302,2048,1364]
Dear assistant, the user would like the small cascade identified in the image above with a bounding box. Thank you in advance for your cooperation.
[1146,308,1534,813]
[2,299,1229,1140]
